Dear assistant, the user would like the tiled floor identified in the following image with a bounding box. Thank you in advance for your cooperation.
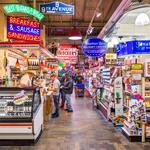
[0,95,150,150]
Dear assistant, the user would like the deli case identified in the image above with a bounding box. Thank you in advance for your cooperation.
[0,87,43,143]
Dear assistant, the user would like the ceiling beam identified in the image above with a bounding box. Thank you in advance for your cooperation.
[105,0,122,21]
[82,0,87,21]
[98,0,132,38]
[43,21,106,28]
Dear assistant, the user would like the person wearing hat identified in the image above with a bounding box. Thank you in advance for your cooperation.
[62,72,73,112]
[50,73,61,118]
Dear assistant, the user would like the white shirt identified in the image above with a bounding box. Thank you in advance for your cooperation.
[53,78,60,96]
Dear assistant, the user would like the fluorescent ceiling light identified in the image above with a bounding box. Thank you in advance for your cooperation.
[135,13,150,26]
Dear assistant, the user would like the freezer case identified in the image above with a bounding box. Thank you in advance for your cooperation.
[0,87,43,142]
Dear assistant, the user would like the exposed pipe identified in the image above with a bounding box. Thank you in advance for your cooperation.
[84,0,103,39]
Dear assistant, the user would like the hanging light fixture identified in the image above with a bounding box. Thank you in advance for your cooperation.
[135,13,150,26]
[15,59,20,68]
[68,28,82,40]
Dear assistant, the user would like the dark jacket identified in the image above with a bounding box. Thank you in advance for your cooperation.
[63,78,73,94]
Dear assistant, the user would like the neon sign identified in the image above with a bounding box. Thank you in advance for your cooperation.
[3,4,44,21]
[7,16,40,41]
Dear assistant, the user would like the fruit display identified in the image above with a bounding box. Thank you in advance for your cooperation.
[113,115,126,125]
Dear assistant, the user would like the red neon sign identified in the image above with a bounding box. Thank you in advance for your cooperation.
[8,16,40,28]
[7,16,40,41]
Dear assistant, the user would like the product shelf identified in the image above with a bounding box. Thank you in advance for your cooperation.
[122,127,142,142]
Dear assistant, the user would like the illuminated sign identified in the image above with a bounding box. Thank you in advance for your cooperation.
[57,45,78,64]
[117,40,150,56]
[3,4,44,21]
[82,38,107,57]
[40,1,74,15]
[7,16,40,41]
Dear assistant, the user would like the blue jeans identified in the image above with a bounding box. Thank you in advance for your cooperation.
[59,89,65,107]
[65,94,73,111]
[53,95,59,114]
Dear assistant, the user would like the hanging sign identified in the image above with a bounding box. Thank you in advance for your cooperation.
[82,38,107,57]
[117,40,150,57]
[3,4,44,21]
[40,1,74,15]
[57,45,78,64]
[7,16,40,41]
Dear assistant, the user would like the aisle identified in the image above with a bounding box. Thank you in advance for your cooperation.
[0,96,150,150]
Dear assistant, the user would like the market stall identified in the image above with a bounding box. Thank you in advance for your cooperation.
[0,41,55,142]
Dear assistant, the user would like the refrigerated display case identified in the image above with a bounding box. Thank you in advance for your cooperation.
[0,87,43,142]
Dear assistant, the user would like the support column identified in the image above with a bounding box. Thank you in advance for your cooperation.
[33,0,36,9]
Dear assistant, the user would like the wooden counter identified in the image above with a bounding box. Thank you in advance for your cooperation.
[42,91,53,125]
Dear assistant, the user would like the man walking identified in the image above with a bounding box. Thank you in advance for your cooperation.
[50,73,60,118]
[62,72,73,112]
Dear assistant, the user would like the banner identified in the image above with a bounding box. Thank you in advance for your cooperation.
[117,40,150,56]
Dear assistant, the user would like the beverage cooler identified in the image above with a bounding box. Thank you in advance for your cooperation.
[0,87,43,143]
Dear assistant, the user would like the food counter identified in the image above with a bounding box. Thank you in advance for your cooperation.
[0,87,43,142]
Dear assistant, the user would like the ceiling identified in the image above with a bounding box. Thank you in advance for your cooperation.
[0,0,122,45]
[110,4,150,40]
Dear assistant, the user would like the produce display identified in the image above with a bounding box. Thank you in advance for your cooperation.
[113,115,126,126]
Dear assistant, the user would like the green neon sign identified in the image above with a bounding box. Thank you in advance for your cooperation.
[3,4,44,21]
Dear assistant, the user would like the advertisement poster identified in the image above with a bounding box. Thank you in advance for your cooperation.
[114,77,123,116]
[57,45,78,64]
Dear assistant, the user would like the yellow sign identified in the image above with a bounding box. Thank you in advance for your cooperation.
[131,64,142,70]
[106,53,117,59]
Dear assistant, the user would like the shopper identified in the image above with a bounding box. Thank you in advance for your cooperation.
[59,74,66,108]
[50,73,60,118]
[62,72,73,112]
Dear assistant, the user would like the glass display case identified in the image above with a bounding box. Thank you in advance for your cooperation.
[0,87,43,142]
[0,87,41,122]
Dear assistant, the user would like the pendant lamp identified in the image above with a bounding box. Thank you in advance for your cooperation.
[15,59,20,68]
[68,28,82,40]
[135,13,150,26]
